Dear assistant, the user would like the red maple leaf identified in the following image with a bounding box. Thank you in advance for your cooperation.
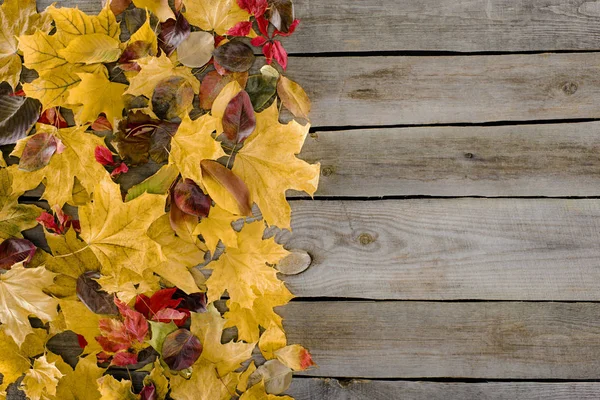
[250,16,299,70]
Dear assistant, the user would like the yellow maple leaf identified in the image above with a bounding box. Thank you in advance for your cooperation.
[67,71,127,126]
[0,168,42,240]
[0,264,58,346]
[44,227,101,298]
[169,114,225,185]
[18,30,69,74]
[10,124,111,207]
[58,299,103,353]
[239,380,293,400]
[51,354,105,400]
[183,0,250,35]
[170,359,238,400]
[47,4,120,43]
[193,205,239,255]
[97,375,138,400]
[128,11,158,56]
[205,221,290,308]
[125,54,200,99]
[144,359,169,399]
[58,33,122,65]
[0,327,47,395]
[20,355,64,400]
[233,101,320,229]
[258,324,286,360]
[147,214,205,294]
[78,179,167,275]
[96,267,160,304]
[0,0,52,89]
[0,150,6,167]
[132,0,174,22]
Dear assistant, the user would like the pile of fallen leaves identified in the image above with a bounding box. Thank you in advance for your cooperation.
[0,0,318,398]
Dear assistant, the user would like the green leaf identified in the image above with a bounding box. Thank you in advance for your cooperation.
[147,320,178,353]
[125,164,179,202]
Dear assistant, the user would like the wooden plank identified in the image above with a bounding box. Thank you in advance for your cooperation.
[289,53,600,127]
[287,379,600,399]
[37,0,600,53]
[279,199,600,301]
[298,121,600,197]
[281,301,600,379]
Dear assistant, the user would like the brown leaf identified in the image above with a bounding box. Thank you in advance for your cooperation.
[119,41,154,71]
[201,160,252,216]
[0,94,41,145]
[108,0,132,15]
[152,76,194,120]
[222,90,256,144]
[277,75,310,120]
[18,131,59,172]
[177,31,214,68]
[213,41,255,73]
[200,71,248,110]
[267,0,295,33]
[172,178,211,218]
[76,271,119,315]
[0,238,36,270]
[162,328,202,371]
[158,13,190,56]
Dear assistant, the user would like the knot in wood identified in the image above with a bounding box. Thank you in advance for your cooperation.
[464,152,474,159]
[358,233,374,245]
[561,81,578,95]
[322,166,335,177]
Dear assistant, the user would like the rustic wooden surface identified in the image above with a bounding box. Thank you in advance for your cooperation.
[8,0,600,399]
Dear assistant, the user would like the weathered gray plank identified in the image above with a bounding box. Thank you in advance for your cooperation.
[37,0,600,53]
[290,53,600,127]
[287,379,600,399]
[279,199,600,301]
[298,121,600,197]
[282,301,600,379]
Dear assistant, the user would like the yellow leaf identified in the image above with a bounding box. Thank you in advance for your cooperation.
[132,0,175,22]
[183,0,250,35]
[190,303,255,376]
[147,214,205,294]
[0,327,33,394]
[19,30,68,73]
[0,0,52,89]
[239,380,293,400]
[258,324,286,360]
[48,5,120,42]
[52,355,105,400]
[233,102,320,229]
[144,359,169,399]
[237,361,257,393]
[205,221,289,308]
[211,80,242,135]
[44,227,101,298]
[0,265,57,346]
[97,375,138,400]
[169,114,225,185]
[277,76,311,120]
[170,359,238,400]
[68,71,126,125]
[0,168,42,239]
[193,205,239,255]
[126,54,200,98]
[275,344,316,372]
[58,299,103,353]
[128,11,158,56]
[10,124,111,207]
[78,179,167,275]
[96,265,160,304]
[0,150,5,167]
[58,33,121,64]
[21,355,64,400]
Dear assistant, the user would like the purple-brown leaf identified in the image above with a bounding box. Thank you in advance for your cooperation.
[0,93,40,146]
[267,0,295,33]
[0,238,36,270]
[162,328,202,370]
[158,13,190,56]
[152,76,194,120]
[213,41,255,73]
[222,90,256,144]
[119,40,154,71]
[200,71,248,110]
[76,271,119,315]
[172,178,211,217]
[19,131,59,172]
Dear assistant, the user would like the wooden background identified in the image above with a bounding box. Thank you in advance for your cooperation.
[11,0,600,398]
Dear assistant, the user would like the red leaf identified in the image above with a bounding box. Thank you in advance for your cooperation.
[162,329,202,371]
[213,58,228,76]
[96,318,131,353]
[158,13,191,56]
[262,41,274,65]
[237,0,267,17]
[37,206,77,235]
[19,132,59,172]
[110,162,129,178]
[140,384,157,400]
[119,41,153,71]
[173,290,207,314]
[38,107,68,128]
[172,178,211,217]
[92,115,113,131]
[200,71,249,110]
[109,0,132,15]
[152,308,188,325]
[222,90,256,144]
[111,351,139,366]
[227,21,253,37]
[256,15,270,37]
[272,40,288,69]
[274,18,299,37]
[95,146,115,166]
[10,89,26,97]
[299,348,316,369]
[0,238,36,270]
[250,36,268,47]
[76,334,88,349]
[37,212,62,234]
[115,298,149,343]
[135,287,182,318]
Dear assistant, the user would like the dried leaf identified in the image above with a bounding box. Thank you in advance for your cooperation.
[266,0,294,33]
[177,31,214,68]
[183,0,250,35]
[247,359,292,395]
[213,41,255,72]
[158,14,191,56]
[200,71,248,110]
[277,75,311,119]
[245,72,278,110]
[125,164,179,201]
[19,131,59,172]
[222,90,256,143]
[20,355,64,400]
[173,178,211,217]
[0,238,36,270]
[162,328,202,370]
[68,71,127,126]
[200,160,252,216]
[76,271,119,315]
[0,94,40,145]
[58,33,122,64]
[152,76,195,120]
[132,0,175,21]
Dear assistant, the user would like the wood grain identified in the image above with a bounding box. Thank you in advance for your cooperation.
[37,0,600,53]
[289,53,600,127]
[279,199,600,301]
[298,121,600,197]
[281,301,600,379]
[287,379,600,399]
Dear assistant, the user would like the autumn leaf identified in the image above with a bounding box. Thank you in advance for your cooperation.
[213,41,255,72]
[59,299,103,353]
[277,75,311,120]
[0,264,58,346]
[162,328,203,370]
[0,91,41,146]
[10,124,111,206]
[132,0,175,22]
[205,221,290,308]
[0,0,52,89]
[201,160,252,216]
[274,344,315,371]
[177,31,214,68]
[48,4,120,42]
[144,359,169,399]
[58,33,122,64]
[183,0,250,35]
[0,327,47,395]
[247,359,293,395]
[18,30,68,73]
[97,375,138,400]
[52,354,105,400]
[0,238,36,270]
[239,380,293,400]
[78,179,166,274]
[0,168,42,239]
[232,101,320,229]
[170,359,239,400]
[193,205,239,255]
[20,355,64,400]
[68,71,127,126]
[96,268,160,304]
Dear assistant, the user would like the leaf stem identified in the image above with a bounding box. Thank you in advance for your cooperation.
[225,143,237,168]
[53,245,90,258]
